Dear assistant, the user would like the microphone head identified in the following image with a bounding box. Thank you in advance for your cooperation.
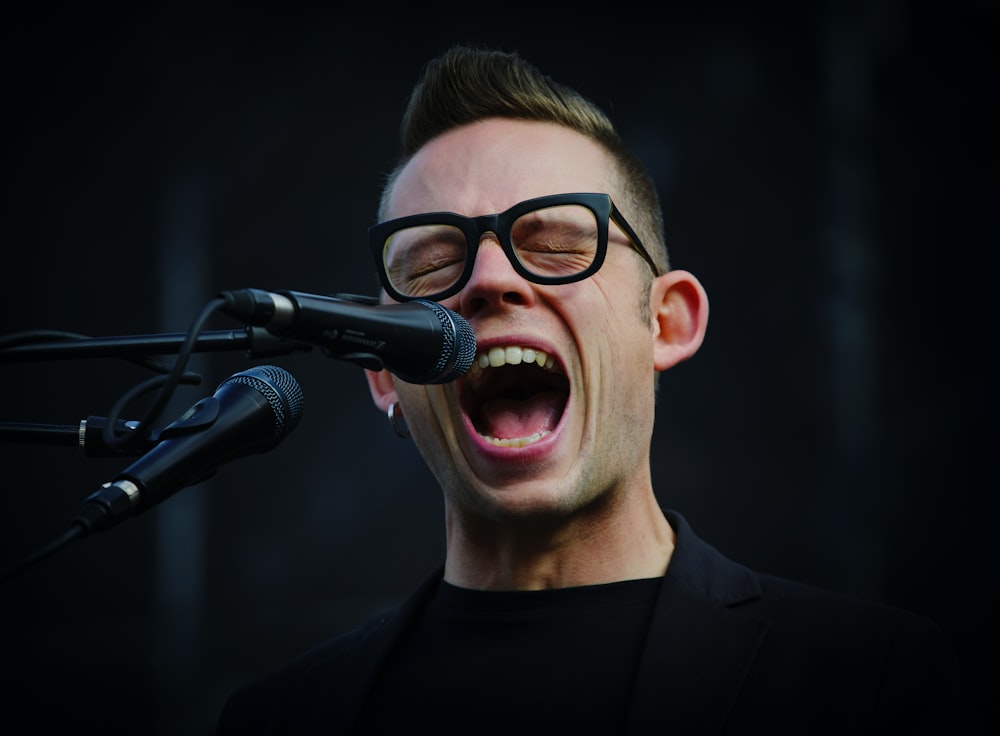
[413,299,477,384]
[219,364,305,441]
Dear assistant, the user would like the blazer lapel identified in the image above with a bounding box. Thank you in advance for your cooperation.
[625,513,770,734]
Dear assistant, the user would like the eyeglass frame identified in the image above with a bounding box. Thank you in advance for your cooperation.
[367,192,661,303]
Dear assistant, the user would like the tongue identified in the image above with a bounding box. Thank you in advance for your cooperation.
[478,390,564,439]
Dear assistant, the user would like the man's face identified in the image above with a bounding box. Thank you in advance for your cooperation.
[368,119,660,525]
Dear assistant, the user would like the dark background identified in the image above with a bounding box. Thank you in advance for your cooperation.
[1,1,995,733]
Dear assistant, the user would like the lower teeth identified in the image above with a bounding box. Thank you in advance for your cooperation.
[481,430,551,448]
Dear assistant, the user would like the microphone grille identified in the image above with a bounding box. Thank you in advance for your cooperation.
[222,365,305,439]
[415,300,477,383]
[451,313,477,378]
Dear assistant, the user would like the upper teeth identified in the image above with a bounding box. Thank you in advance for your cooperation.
[469,346,556,374]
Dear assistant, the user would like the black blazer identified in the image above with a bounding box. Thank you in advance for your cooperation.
[216,511,980,734]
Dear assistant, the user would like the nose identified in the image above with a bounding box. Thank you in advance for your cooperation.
[456,234,536,316]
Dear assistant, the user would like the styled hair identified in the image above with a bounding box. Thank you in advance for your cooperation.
[379,44,669,274]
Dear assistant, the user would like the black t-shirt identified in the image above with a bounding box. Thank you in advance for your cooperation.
[354,576,661,734]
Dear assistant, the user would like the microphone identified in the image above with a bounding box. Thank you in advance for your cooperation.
[74,364,304,535]
[218,288,476,384]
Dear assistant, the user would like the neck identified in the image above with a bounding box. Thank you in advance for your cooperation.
[442,486,675,591]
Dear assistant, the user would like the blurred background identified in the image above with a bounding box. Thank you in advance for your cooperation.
[1,1,995,733]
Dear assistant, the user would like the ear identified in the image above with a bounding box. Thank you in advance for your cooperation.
[365,367,399,414]
[650,269,709,371]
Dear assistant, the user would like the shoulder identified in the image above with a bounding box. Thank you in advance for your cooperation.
[669,512,961,674]
[215,605,402,734]
[666,509,951,644]
[661,511,981,731]
[748,571,955,661]
[216,570,443,735]
[739,573,979,731]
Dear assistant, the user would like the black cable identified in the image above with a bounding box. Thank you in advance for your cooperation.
[0,523,85,583]
[100,297,226,452]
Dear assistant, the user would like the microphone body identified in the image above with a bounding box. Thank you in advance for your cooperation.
[219,288,476,384]
[76,365,303,534]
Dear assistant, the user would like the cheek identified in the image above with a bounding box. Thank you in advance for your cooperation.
[567,275,652,354]
[594,290,657,388]
[397,385,459,447]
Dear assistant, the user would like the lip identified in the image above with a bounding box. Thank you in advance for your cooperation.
[456,333,571,466]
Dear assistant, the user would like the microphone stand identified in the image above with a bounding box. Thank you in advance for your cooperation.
[0,298,313,581]
[0,326,313,453]
[0,326,312,362]
[0,325,312,447]
[0,417,153,456]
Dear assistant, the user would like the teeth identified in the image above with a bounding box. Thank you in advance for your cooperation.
[480,430,551,447]
[470,346,556,375]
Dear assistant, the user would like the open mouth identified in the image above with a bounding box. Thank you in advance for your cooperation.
[460,346,569,448]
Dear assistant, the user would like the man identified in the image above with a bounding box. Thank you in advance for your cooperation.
[217,45,979,734]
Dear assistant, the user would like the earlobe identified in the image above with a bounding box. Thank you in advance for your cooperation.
[365,367,399,414]
[651,270,709,371]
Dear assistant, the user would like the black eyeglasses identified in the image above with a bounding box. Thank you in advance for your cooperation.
[368,192,660,302]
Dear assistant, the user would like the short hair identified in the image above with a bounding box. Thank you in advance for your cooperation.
[378,44,669,274]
